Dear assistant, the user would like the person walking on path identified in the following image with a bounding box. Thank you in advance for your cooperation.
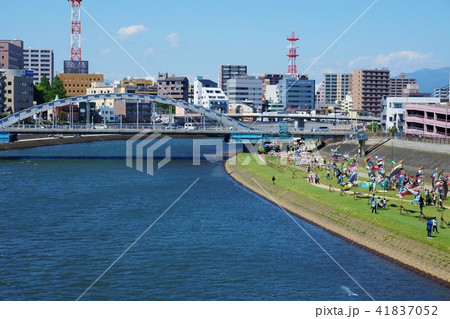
[426,218,433,238]
[371,195,377,214]
[272,176,276,185]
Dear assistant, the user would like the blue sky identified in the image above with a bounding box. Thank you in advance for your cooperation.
[2,0,449,83]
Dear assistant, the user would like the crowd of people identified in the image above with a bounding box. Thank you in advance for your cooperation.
[265,143,449,238]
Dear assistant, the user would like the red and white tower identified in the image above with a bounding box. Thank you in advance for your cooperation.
[286,31,299,75]
[69,0,82,61]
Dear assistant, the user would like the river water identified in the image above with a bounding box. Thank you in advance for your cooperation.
[0,139,448,300]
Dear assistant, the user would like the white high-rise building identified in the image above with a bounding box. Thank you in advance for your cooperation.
[193,77,228,113]
[23,49,54,84]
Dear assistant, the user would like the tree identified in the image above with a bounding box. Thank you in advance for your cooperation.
[367,122,381,133]
[33,84,45,105]
[51,75,66,100]
[58,111,68,122]
[39,75,53,102]
[34,75,66,104]
[388,126,398,134]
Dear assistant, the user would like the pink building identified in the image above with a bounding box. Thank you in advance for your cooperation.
[405,103,450,139]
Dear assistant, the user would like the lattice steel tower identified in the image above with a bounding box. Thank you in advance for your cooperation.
[64,0,88,74]
[286,31,299,75]
[69,0,82,61]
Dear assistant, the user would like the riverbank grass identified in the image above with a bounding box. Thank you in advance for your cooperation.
[235,153,450,254]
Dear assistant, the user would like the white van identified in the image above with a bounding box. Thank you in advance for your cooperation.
[184,123,195,130]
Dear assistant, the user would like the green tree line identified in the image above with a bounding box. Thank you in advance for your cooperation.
[34,75,66,104]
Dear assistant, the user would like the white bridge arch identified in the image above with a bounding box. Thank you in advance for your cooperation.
[0,93,252,130]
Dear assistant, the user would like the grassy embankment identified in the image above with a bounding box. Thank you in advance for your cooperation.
[236,153,450,254]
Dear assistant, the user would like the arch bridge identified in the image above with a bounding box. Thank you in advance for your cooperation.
[0,93,252,131]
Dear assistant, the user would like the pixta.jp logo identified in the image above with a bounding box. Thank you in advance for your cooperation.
[126,130,172,176]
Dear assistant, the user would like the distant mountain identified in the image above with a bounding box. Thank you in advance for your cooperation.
[394,67,450,93]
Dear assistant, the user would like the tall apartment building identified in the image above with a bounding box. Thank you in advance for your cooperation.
[226,76,263,110]
[23,49,54,84]
[321,73,351,104]
[351,69,390,116]
[0,40,24,70]
[59,73,104,97]
[157,73,189,102]
[278,75,315,111]
[389,73,417,97]
[218,65,247,94]
[0,40,23,70]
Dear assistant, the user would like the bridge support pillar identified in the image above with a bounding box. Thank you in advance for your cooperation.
[136,100,140,130]
[86,100,90,129]
[358,139,366,157]
[152,102,156,131]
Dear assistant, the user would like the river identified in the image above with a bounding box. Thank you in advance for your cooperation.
[0,139,448,300]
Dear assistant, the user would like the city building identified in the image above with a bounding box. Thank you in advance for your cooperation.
[433,86,449,99]
[0,40,24,69]
[315,82,325,105]
[157,73,189,102]
[351,69,390,116]
[259,73,283,103]
[258,73,284,86]
[405,102,450,139]
[85,82,116,108]
[336,94,353,114]
[1,69,34,113]
[228,103,254,114]
[321,73,351,104]
[120,78,157,95]
[59,73,104,97]
[218,65,247,94]
[380,96,440,133]
[265,84,278,104]
[193,77,228,113]
[0,71,5,112]
[226,76,263,110]
[278,75,315,111]
[98,106,116,123]
[23,49,54,84]
[389,73,417,97]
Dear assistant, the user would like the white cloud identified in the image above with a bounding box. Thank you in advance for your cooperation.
[165,32,180,48]
[144,47,155,55]
[117,25,148,39]
[100,48,112,55]
[348,51,432,69]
